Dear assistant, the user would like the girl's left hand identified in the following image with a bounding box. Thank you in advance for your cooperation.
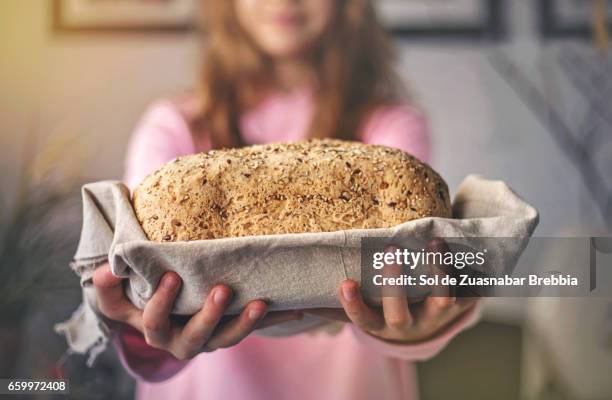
[307,280,478,344]
[306,240,479,344]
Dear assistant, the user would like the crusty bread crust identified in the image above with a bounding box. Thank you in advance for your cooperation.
[132,139,451,241]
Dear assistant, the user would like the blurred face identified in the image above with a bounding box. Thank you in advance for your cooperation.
[234,0,336,59]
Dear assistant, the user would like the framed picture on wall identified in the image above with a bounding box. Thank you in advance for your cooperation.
[53,0,505,38]
[374,0,505,40]
[539,0,612,38]
[53,0,197,32]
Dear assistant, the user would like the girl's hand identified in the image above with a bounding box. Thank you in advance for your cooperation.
[92,263,303,360]
[309,280,478,344]
[306,240,479,344]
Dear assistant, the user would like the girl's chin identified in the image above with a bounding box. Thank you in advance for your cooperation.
[254,31,315,59]
[261,43,312,60]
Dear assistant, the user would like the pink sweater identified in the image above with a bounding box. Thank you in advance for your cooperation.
[119,90,479,400]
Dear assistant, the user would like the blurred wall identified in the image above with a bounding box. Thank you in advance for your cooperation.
[0,0,199,204]
[0,1,608,321]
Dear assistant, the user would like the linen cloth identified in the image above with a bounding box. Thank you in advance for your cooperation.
[55,174,538,365]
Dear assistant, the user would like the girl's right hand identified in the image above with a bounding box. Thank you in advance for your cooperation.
[92,263,303,360]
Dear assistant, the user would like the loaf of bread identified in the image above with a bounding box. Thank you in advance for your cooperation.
[132,139,451,242]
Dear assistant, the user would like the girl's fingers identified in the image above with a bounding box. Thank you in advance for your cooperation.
[418,296,479,332]
[178,304,301,358]
[420,238,455,325]
[142,272,182,347]
[426,238,455,299]
[205,300,268,350]
[93,263,141,327]
[178,285,232,356]
[421,295,455,324]
[338,280,384,332]
[382,296,412,331]
[381,245,412,331]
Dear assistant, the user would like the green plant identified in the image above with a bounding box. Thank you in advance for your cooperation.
[0,129,83,324]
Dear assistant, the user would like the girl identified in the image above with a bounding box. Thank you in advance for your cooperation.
[92,1,480,399]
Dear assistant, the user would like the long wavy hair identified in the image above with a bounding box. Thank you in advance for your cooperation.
[193,0,404,149]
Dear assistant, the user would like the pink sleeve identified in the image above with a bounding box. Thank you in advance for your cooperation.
[360,104,432,163]
[113,327,190,383]
[351,304,481,361]
[123,99,198,191]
